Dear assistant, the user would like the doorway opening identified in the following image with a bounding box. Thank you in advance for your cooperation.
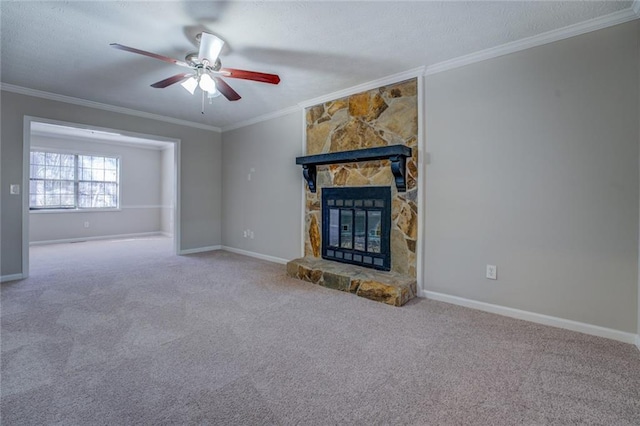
[22,116,181,278]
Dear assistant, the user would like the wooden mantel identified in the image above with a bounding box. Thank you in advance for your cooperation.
[295,145,412,193]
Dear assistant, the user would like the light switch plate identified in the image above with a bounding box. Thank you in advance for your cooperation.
[10,184,20,195]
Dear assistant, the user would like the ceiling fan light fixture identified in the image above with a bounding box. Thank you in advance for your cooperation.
[199,73,216,92]
[180,76,198,95]
[207,86,221,98]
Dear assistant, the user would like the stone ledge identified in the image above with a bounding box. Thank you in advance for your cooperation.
[286,257,416,307]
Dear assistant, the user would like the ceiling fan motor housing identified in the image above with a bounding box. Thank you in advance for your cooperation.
[185,53,222,71]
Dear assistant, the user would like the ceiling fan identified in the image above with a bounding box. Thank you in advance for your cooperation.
[110,32,280,104]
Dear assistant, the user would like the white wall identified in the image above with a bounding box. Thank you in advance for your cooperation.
[221,111,302,261]
[29,135,164,243]
[161,146,175,236]
[424,21,639,333]
[1,91,222,277]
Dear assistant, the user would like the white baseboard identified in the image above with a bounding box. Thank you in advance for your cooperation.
[161,232,173,238]
[0,273,25,283]
[179,245,222,255]
[29,232,164,246]
[220,246,288,265]
[636,335,640,352]
[420,290,637,345]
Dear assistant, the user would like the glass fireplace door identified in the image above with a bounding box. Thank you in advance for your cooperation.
[322,186,390,271]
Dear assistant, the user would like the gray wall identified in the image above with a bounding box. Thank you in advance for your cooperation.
[2,21,638,335]
[161,146,175,236]
[1,91,222,276]
[219,21,639,334]
[221,112,302,261]
[29,135,163,243]
[424,21,639,332]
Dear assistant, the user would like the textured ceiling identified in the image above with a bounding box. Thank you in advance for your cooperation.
[0,1,635,129]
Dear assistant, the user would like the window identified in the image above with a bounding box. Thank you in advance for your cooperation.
[30,151,119,210]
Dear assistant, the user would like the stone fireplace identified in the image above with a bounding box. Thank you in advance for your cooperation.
[287,78,419,306]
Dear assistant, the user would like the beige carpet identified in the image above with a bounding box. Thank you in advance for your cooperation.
[2,236,639,425]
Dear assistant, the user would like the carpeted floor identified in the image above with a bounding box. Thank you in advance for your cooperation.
[2,236,639,425]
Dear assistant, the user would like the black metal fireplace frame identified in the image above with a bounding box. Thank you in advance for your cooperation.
[321,186,391,271]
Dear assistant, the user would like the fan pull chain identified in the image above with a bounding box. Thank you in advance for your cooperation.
[201,91,205,114]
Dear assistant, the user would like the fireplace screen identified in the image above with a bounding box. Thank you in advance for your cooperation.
[322,186,391,271]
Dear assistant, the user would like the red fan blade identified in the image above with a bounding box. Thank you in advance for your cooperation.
[110,43,191,68]
[220,68,280,85]
[213,77,241,101]
[151,73,193,88]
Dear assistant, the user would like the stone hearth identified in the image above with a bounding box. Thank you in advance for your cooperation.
[286,257,416,307]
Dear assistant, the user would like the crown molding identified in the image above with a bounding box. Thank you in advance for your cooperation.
[3,5,637,134]
[223,65,426,130]
[425,7,639,76]
[222,105,300,132]
[0,83,222,133]
[226,5,639,124]
[298,66,426,109]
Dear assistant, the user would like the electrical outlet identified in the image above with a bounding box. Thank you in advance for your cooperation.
[486,264,497,280]
[249,231,254,239]
[84,221,90,228]
[243,230,248,238]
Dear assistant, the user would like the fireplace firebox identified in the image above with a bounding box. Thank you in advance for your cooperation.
[322,186,391,271]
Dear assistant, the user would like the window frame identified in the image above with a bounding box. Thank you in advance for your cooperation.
[29,148,121,213]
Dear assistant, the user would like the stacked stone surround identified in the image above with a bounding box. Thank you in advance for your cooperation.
[287,78,419,306]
